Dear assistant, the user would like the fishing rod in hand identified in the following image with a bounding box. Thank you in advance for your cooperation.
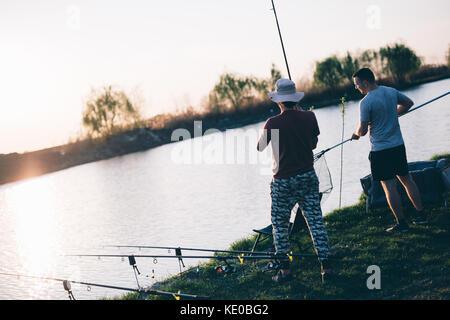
[404,91,449,114]
[314,91,450,160]
[270,1,448,161]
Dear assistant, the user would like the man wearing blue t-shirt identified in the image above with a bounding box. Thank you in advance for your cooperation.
[351,68,427,233]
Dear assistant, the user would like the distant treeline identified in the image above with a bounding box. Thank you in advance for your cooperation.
[141,42,450,136]
[1,43,448,185]
[78,41,450,141]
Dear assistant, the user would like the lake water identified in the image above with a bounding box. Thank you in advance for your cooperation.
[0,78,448,299]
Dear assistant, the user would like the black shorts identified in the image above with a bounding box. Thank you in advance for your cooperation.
[369,144,409,181]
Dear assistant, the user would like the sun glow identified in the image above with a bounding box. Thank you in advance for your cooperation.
[6,178,59,278]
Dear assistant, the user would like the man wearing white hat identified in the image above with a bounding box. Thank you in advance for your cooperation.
[257,78,333,284]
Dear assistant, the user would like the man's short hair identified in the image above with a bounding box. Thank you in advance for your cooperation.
[281,101,298,109]
[352,68,376,83]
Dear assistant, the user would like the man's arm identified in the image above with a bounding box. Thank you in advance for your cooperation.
[257,129,269,152]
[352,100,370,140]
[397,93,414,116]
[257,120,271,152]
[312,135,318,150]
[311,113,320,150]
[351,121,369,140]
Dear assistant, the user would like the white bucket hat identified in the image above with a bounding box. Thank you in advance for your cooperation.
[268,78,305,103]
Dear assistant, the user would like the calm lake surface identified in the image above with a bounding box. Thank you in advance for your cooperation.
[0,78,449,299]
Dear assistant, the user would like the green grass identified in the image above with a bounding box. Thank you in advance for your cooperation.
[119,202,449,300]
[119,154,449,300]
[431,153,450,161]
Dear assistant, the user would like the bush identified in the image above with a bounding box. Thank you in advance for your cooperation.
[313,55,345,89]
[379,43,422,83]
[82,85,143,140]
[357,49,385,77]
[205,64,282,112]
[340,52,360,85]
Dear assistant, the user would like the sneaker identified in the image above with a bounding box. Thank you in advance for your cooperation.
[386,223,409,233]
[412,211,428,225]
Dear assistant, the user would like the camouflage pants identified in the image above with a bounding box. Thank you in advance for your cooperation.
[270,169,331,263]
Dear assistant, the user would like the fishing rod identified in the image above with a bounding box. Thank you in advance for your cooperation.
[314,91,450,159]
[104,244,316,258]
[406,91,449,114]
[66,252,312,264]
[66,250,337,279]
[314,139,352,161]
[65,251,319,280]
[269,0,343,161]
[98,247,312,278]
[270,0,292,80]
[65,253,298,279]
[0,271,209,300]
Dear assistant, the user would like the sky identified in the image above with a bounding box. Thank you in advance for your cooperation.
[1,0,449,154]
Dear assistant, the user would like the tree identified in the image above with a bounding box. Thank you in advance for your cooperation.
[212,73,255,110]
[82,85,143,139]
[268,63,282,91]
[313,56,345,88]
[357,49,384,76]
[379,43,421,83]
[205,64,283,112]
[340,52,360,85]
[210,70,276,110]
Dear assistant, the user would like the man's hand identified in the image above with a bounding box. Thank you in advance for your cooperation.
[397,105,410,117]
[353,121,369,140]
[397,94,414,116]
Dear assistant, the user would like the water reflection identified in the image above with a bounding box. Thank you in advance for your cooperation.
[3,178,57,298]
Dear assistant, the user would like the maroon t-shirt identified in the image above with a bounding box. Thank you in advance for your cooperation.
[263,109,319,179]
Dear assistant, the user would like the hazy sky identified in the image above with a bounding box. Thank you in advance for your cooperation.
[1,0,449,154]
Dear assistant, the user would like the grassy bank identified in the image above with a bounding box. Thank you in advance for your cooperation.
[119,156,449,300]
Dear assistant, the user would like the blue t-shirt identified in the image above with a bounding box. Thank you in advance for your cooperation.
[359,86,406,152]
